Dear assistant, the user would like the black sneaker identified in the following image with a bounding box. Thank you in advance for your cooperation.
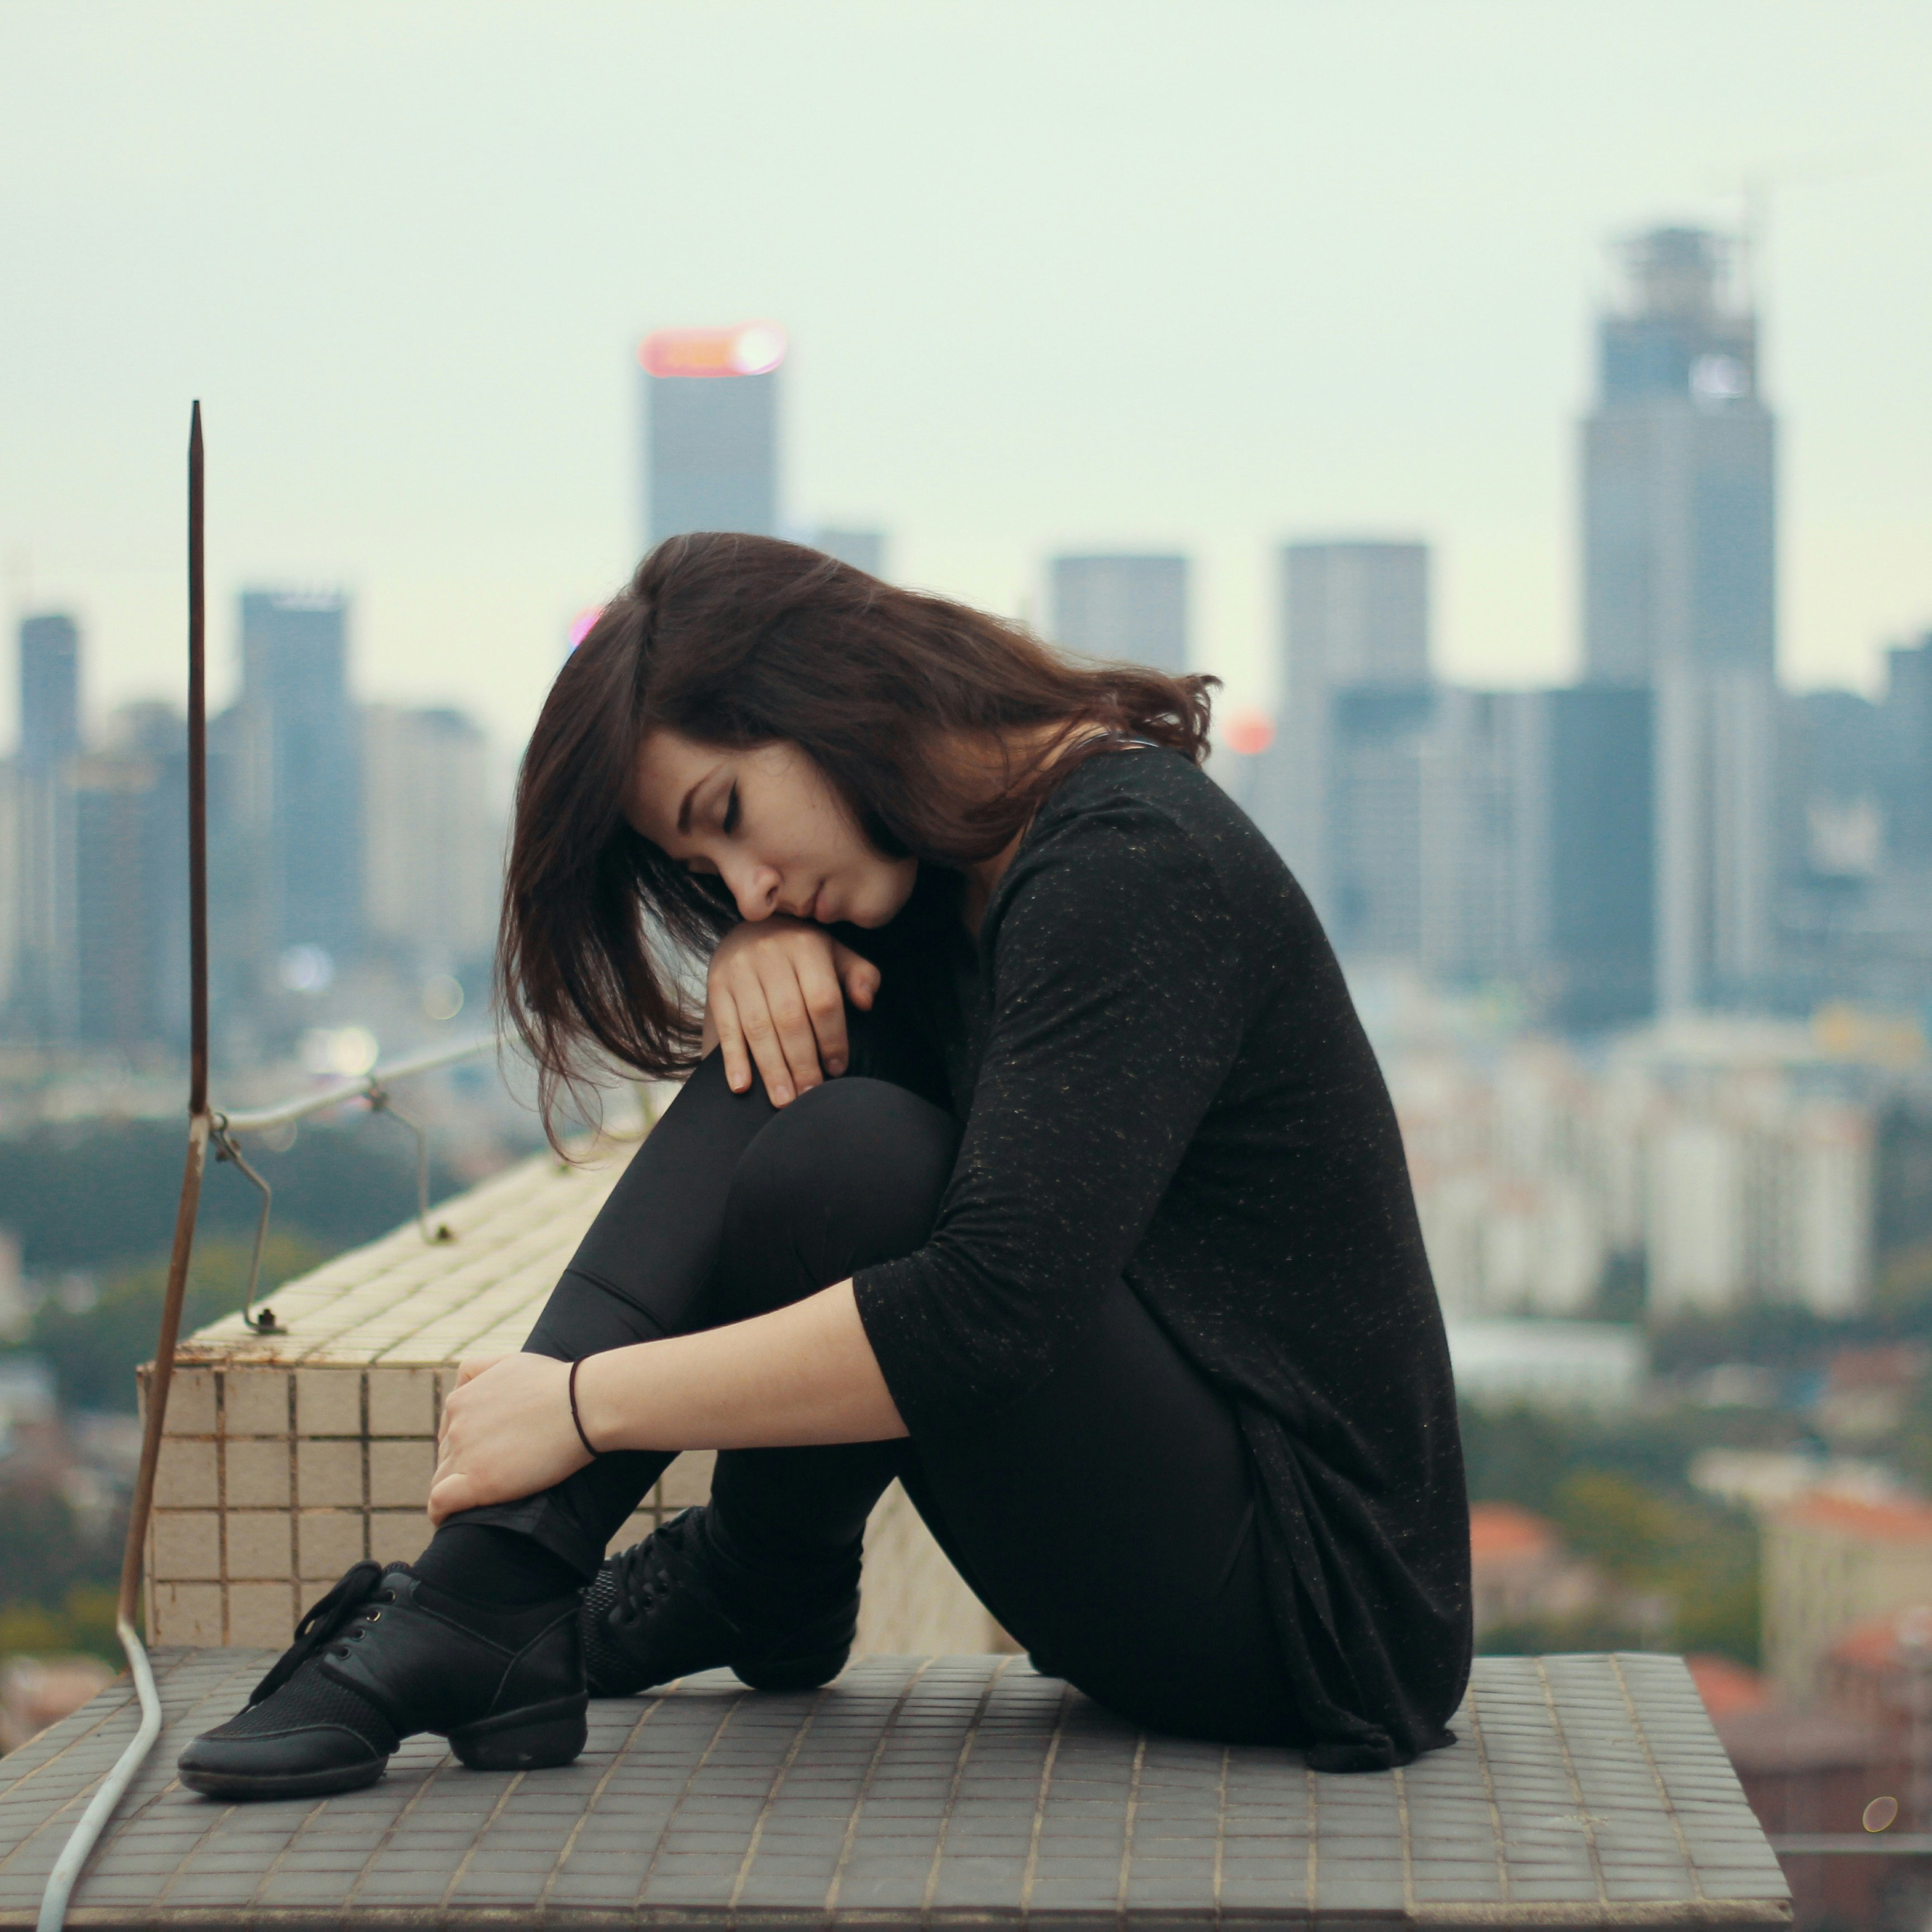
[177,1559,586,1801]
[581,1507,858,1697]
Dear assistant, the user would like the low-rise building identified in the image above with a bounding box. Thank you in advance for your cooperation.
[1467,1500,1598,1636]
[1762,1493,1932,1698]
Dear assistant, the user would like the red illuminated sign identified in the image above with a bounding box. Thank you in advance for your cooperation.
[639,323,787,378]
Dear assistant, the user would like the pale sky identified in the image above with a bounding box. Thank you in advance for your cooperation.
[3,0,1927,759]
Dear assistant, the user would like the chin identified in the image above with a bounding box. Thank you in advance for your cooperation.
[844,864,918,928]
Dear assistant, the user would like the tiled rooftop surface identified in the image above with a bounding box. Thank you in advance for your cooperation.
[178,1134,648,1367]
[0,1649,1789,1928]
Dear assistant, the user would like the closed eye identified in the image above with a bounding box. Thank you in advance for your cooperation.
[722,784,741,836]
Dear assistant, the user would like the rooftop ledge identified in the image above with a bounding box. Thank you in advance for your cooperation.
[0,1650,1789,1929]
[54,1131,1789,1927]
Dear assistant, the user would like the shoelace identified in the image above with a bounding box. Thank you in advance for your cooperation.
[608,1514,697,1627]
[245,1560,392,1707]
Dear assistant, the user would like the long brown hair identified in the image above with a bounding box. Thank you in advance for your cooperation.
[499,532,1215,1144]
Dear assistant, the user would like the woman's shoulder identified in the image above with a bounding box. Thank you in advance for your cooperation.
[1034,746,1281,874]
[995,747,1305,944]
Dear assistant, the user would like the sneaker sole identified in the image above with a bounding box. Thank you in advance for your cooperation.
[179,1755,387,1801]
[733,1646,852,1693]
[448,1694,589,1772]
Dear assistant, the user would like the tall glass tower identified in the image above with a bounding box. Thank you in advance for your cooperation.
[1581,228,1777,1013]
[238,590,362,964]
[1584,228,1775,682]
[640,323,784,547]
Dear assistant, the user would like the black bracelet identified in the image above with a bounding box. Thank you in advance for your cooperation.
[567,1358,599,1458]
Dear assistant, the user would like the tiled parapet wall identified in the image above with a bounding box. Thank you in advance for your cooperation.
[143,1129,1000,1655]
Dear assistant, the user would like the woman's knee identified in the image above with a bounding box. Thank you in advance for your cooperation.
[719,1077,958,1301]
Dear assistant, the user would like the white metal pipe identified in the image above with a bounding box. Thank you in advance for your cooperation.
[36,1621,160,1932]
[216,1033,497,1133]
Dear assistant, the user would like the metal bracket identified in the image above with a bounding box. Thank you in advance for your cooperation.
[366,1083,456,1246]
[211,1115,281,1334]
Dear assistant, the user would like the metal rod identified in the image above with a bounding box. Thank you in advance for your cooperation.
[187,402,207,1119]
[215,1032,494,1134]
[41,401,211,1932]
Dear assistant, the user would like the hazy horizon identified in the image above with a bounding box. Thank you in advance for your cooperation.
[3,0,1928,756]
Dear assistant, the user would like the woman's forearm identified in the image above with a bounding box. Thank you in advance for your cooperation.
[573,1280,908,1451]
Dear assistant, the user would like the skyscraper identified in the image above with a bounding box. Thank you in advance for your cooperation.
[10,613,82,1040]
[1048,555,1189,674]
[229,590,362,965]
[1545,686,1656,1026]
[640,323,785,547]
[18,614,80,773]
[362,704,501,976]
[70,706,188,1051]
[1584,228,1774,683]
[1253,541,1431,940]
[1582,227,1778,1013]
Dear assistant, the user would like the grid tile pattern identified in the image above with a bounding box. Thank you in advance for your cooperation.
[0,1650,1789,1929]
[143,1133,999,1654]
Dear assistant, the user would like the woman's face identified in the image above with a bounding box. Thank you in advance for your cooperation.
[627,729,918,929]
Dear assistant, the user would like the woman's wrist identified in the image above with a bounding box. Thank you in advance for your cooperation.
[571,1347,636,1455]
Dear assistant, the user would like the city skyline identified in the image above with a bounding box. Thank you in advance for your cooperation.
[2,1,1926,757]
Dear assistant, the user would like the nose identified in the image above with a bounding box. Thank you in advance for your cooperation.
[722,856,783,922]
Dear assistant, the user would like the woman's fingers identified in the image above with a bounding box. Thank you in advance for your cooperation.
[427,1471,477,1527]
[456,1353,510,1388]
[712,988,755,1096]
[735,981,802,1104]
[832,942,881,1013]
[793,948,851,1078]
[427,1353,591,1528]
[704,918,883,1105]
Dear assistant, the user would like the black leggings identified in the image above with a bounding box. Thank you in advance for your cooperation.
[463,1022,1299,1745]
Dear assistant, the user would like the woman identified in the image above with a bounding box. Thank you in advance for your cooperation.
[180,533,1470,1801]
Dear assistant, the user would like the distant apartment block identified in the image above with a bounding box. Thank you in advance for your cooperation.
[1048,555,1188,675]
[362,705,502,974]
[640,323,784,547]
[1761,1493,1932,1699]
[1383,1010,1872,1323]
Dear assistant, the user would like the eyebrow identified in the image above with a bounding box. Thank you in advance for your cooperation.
[675,764,724,840]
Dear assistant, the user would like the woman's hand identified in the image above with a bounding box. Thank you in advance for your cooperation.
[427,1352,592,1526]
[706,916,882,1104]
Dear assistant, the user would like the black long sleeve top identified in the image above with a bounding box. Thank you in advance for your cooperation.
[849,746,1471,1770]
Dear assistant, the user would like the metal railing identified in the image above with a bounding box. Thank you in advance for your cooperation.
[212,1033,496,1332]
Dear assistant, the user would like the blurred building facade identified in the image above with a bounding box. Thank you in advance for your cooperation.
[640,323,784,546]
[216,591,364,970]
[1048,553,1189,675]
[2,618,190,1054]
[1254,539,1432,943]
[1374,996,1875,1323]
[361,705,501,976]
[5,603,502,1067]
[1235,226,1932,1045]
